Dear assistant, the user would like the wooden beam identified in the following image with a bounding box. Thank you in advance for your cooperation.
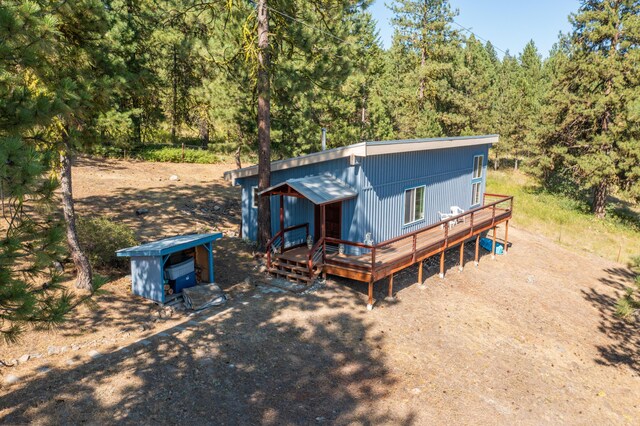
[418,261,423,285]
[439,250,445,279]
[388,274,394,298]
[367,279,374,310]
[504,220,509,254]
[492,226,497,259]
[474,234,480,266]
[459,241,464,272]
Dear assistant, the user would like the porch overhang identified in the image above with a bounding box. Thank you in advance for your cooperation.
[259,174,357,206]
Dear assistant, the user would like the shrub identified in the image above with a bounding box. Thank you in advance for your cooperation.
[77,216,138,271]
[135,146,220,164]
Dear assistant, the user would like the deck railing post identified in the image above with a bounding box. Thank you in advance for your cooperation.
[371,246,376,279]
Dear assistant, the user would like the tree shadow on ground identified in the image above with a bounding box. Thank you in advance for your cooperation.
[0,281,415,424]
[582,266,640,375]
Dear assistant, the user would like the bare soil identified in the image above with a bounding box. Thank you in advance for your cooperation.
[1,158,639,425]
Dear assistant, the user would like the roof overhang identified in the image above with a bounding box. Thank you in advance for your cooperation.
[259,174,357,205]
[224,134,498,184]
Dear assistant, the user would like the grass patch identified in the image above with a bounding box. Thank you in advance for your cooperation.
[134,146,221,164]
[487,170,640,263]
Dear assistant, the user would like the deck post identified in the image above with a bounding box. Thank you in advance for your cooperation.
[474,234,480,266]
[439,250,445,279]
[418,261,423,287]
[459,241,464,272]
[388,274,394,299]
[492,226,497,259]
[504,220,509,254]
[367,279,374,310]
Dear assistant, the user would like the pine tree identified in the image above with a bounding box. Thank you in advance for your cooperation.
[0,1,94,342]
[539,0,640,217]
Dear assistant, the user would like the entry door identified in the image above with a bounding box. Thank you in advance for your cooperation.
[314,202,342,241]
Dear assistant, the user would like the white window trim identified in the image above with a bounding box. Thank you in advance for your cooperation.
[252,186,259,209]
[472,155,484,180]
[403,185,426,226]
[471,182,481,207]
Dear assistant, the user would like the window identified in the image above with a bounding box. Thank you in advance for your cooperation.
[252,186,259,209]
[471,155,483,206]
[473,155,483,179]
[404,186,425,225]
[471,182,481,206]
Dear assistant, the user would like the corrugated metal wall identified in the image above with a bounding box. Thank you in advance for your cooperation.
[358,145,489,244]
[236,144,489,249]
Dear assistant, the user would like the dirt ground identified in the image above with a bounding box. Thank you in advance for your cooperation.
[1,158,639,424]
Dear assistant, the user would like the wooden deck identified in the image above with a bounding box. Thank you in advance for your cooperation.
[270,194,513,308]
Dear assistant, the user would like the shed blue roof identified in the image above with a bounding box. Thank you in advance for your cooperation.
[116,233,223,257]
[259,174,357,205]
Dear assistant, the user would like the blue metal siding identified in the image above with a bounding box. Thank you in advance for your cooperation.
[357,145,490,245]
[237,157,363,245]
[236,144,490,249]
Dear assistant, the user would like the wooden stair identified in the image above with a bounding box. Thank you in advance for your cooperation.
[268,258,320,285]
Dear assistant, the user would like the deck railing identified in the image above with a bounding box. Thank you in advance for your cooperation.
[324,194,513,279]
[266,222,309,268]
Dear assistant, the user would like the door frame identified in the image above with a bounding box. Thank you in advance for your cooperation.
[314,201,342,241]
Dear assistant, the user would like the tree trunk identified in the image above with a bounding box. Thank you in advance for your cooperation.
[235,145,242,169]
[592,181,608,219]
[199,116,209,148]
[171,45,178,144]
[60,142,93,291]
[494,150,499,170]
[256,0,271,250]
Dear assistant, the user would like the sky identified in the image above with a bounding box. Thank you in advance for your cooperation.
[369,0,581,57]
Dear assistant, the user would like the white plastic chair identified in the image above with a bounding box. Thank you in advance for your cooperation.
[450,206,465,223]
[438,212,456,229]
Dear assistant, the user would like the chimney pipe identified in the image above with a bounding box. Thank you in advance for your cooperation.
[321,127,326,151]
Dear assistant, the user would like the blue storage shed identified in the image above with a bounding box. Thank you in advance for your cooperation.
[116,233,223,304]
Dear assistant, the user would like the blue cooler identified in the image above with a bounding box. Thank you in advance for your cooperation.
[172,271,196,293]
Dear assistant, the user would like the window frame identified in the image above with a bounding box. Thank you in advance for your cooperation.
[252,186,259,209]
[471,155,484,207]
[471,181,481,207]
[403,185,426,226]
[472,155,484,180]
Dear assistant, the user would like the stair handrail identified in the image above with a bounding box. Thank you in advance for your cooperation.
[307,236,325,279]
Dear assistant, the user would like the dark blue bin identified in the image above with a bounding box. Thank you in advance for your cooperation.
[171,272,197,293]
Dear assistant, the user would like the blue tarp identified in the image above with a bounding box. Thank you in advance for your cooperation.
[480,237,504,255]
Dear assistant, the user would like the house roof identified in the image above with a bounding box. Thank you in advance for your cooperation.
[259,174,357,205]
[224,134,498,184]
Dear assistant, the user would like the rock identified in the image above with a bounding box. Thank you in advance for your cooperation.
[135,208,149,216]
[71,344,81,351]
[88,349,101,359]
[36,366,51,374]
[258,265,267,273]
[526,275,535,284]
[66,358,76,366]
[213,205,221,212]
[18,354,30,364]
[4,374,19,385]
[169,175,180,181]
[48,346,61,355]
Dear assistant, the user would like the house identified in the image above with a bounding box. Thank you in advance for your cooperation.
[224,135,513,309]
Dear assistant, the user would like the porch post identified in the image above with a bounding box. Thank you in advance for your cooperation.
[279,195,284,235]
[474,234,480,266]
[321,204,326,238]
[439,250,445,279]
[459,241,464,272]
[367,279,374,310]
[388,274,394,298]
[418,261,423,286]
